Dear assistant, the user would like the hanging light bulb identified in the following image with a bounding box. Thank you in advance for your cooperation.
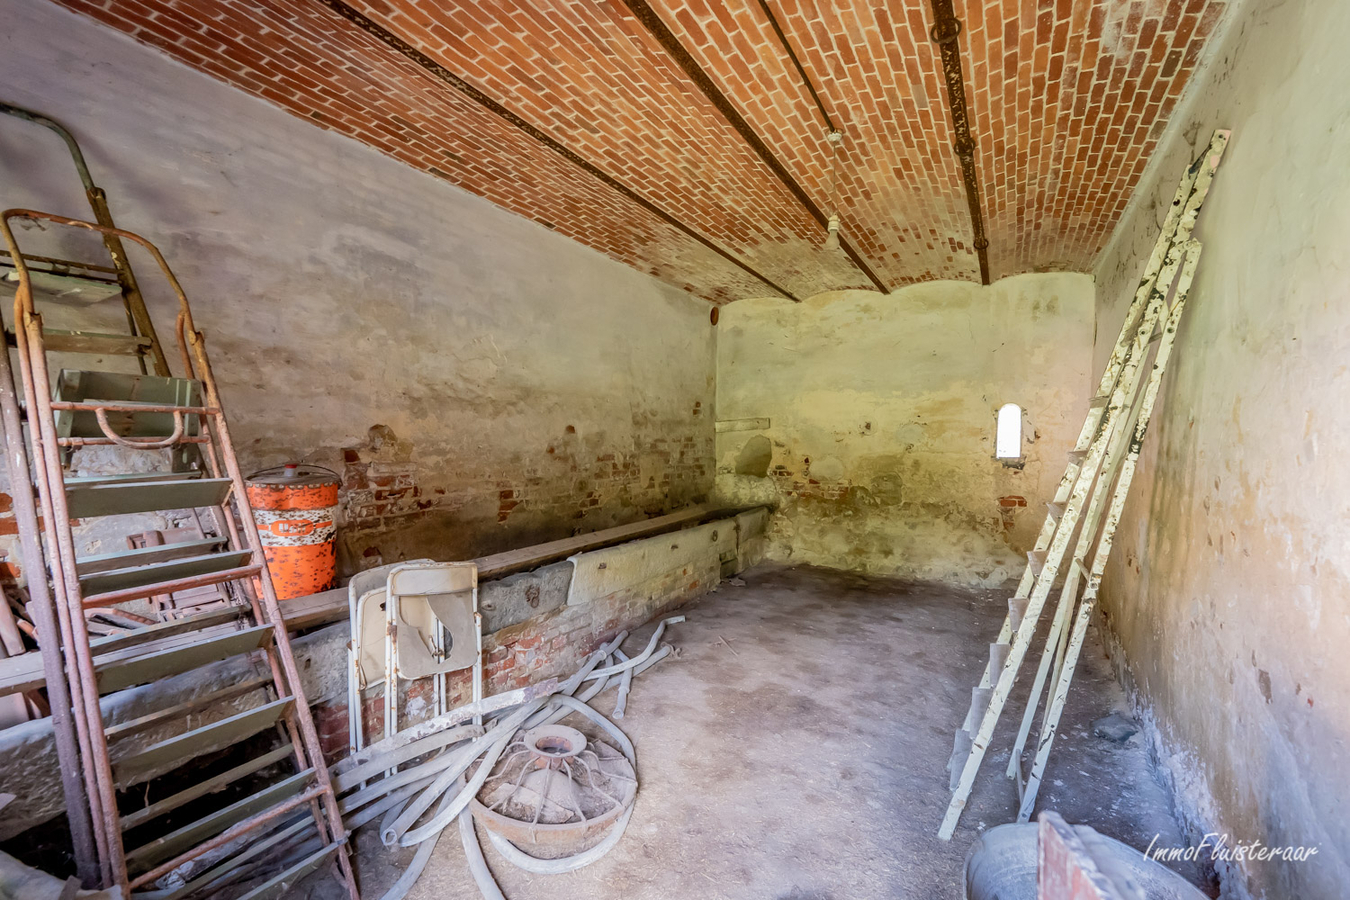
[824,214,841,250]
[823,129,843,251]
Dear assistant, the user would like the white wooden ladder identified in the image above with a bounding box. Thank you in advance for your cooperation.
[938,130,1231,840]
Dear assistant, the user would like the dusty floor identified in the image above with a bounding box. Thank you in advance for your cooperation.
[341,563,1207,899]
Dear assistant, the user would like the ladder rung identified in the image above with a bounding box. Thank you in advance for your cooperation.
[1066,449,1088,463]
[124,766,313,872]
[1,268,122,304]
[89,605,244,657]
[1008,598,1030,632]
[1045,502,1064,521]
[0,250,120,276]
[1072,556,1090,580]
[151,815,316,900]
[76,538,228,576]
[119,742,294,832]
[988,642,1009,676]
[54,397,209,441]
[84,562,260,609]
[234,841,341,900]
[79,550,252,599]
[94,622,275,695]
[113,696,295,788]
[65,476,231,518]
[66,471,200,486]
[963,686,992,732]
[948,731,972,789]
[1027,550,1048,576]
[1088,395,1109,408]
[5,329,152,356]
[105,675,272,742]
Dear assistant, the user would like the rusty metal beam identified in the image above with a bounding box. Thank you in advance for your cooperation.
[927,0,991,285]
[619,0,891,295]
[753,0,835,133]
[314,0,802,302]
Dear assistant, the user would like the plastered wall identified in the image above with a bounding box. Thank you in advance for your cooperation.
[0,0,715,576]
[1092,0,1349,894]
[714,274,1095,584]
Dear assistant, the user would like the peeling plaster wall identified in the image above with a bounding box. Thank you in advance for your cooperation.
[1092,0,1350,895]
[714,274,1095,584]
[0,0,714,575]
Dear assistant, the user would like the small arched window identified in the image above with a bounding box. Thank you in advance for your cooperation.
[996,403,1023,459]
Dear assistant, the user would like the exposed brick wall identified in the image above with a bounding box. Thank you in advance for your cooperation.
[49,0,1228,301]
[331,423,712,572]
[318,521,724,762]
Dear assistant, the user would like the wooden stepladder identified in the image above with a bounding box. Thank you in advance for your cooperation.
[938,131,1231,840]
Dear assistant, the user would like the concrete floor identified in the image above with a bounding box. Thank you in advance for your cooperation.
[342,563,1207,900]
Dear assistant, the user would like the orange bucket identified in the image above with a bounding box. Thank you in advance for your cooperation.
[246,464,340,600]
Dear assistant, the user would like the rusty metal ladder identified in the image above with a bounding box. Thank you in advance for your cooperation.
[0,207,360,898]
[0,101,170,378]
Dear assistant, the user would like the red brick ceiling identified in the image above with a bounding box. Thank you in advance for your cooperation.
[52,0,1227,303]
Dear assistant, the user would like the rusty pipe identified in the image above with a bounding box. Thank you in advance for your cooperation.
[16,302,128,889]
[0,310,99,886]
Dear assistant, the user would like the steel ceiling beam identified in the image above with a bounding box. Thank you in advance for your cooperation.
[314,0,803,302]
[928,0,992,285]
[618,0,891,294]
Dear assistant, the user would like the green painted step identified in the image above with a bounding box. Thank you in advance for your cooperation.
[123,765,312,872]
[112,697,295,790]
[144,813,316,900]
[105,675,272,743]
[66,471,197,485]
[94,622,274,695]
[88,606,244,658]
[75,537,227,577]
[54,369,203,441]
[65,476,231,518]
[234,841,340,900]
[78,549,252,598]
[1,267,123,306]
[118,742,293,832]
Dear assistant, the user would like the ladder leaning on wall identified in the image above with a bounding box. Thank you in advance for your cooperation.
[937,129,1231,841]
[0,208,361,898]
[0,111,362,898]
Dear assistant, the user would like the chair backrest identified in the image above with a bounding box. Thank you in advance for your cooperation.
[387,562,479,680]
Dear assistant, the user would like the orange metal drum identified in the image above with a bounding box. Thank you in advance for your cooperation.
[246,464,340,600]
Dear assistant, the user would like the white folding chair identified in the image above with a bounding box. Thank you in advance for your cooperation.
[346,559,432,757]
[383,562,483,751]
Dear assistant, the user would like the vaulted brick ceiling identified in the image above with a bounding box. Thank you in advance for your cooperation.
[54,0,1226,303]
